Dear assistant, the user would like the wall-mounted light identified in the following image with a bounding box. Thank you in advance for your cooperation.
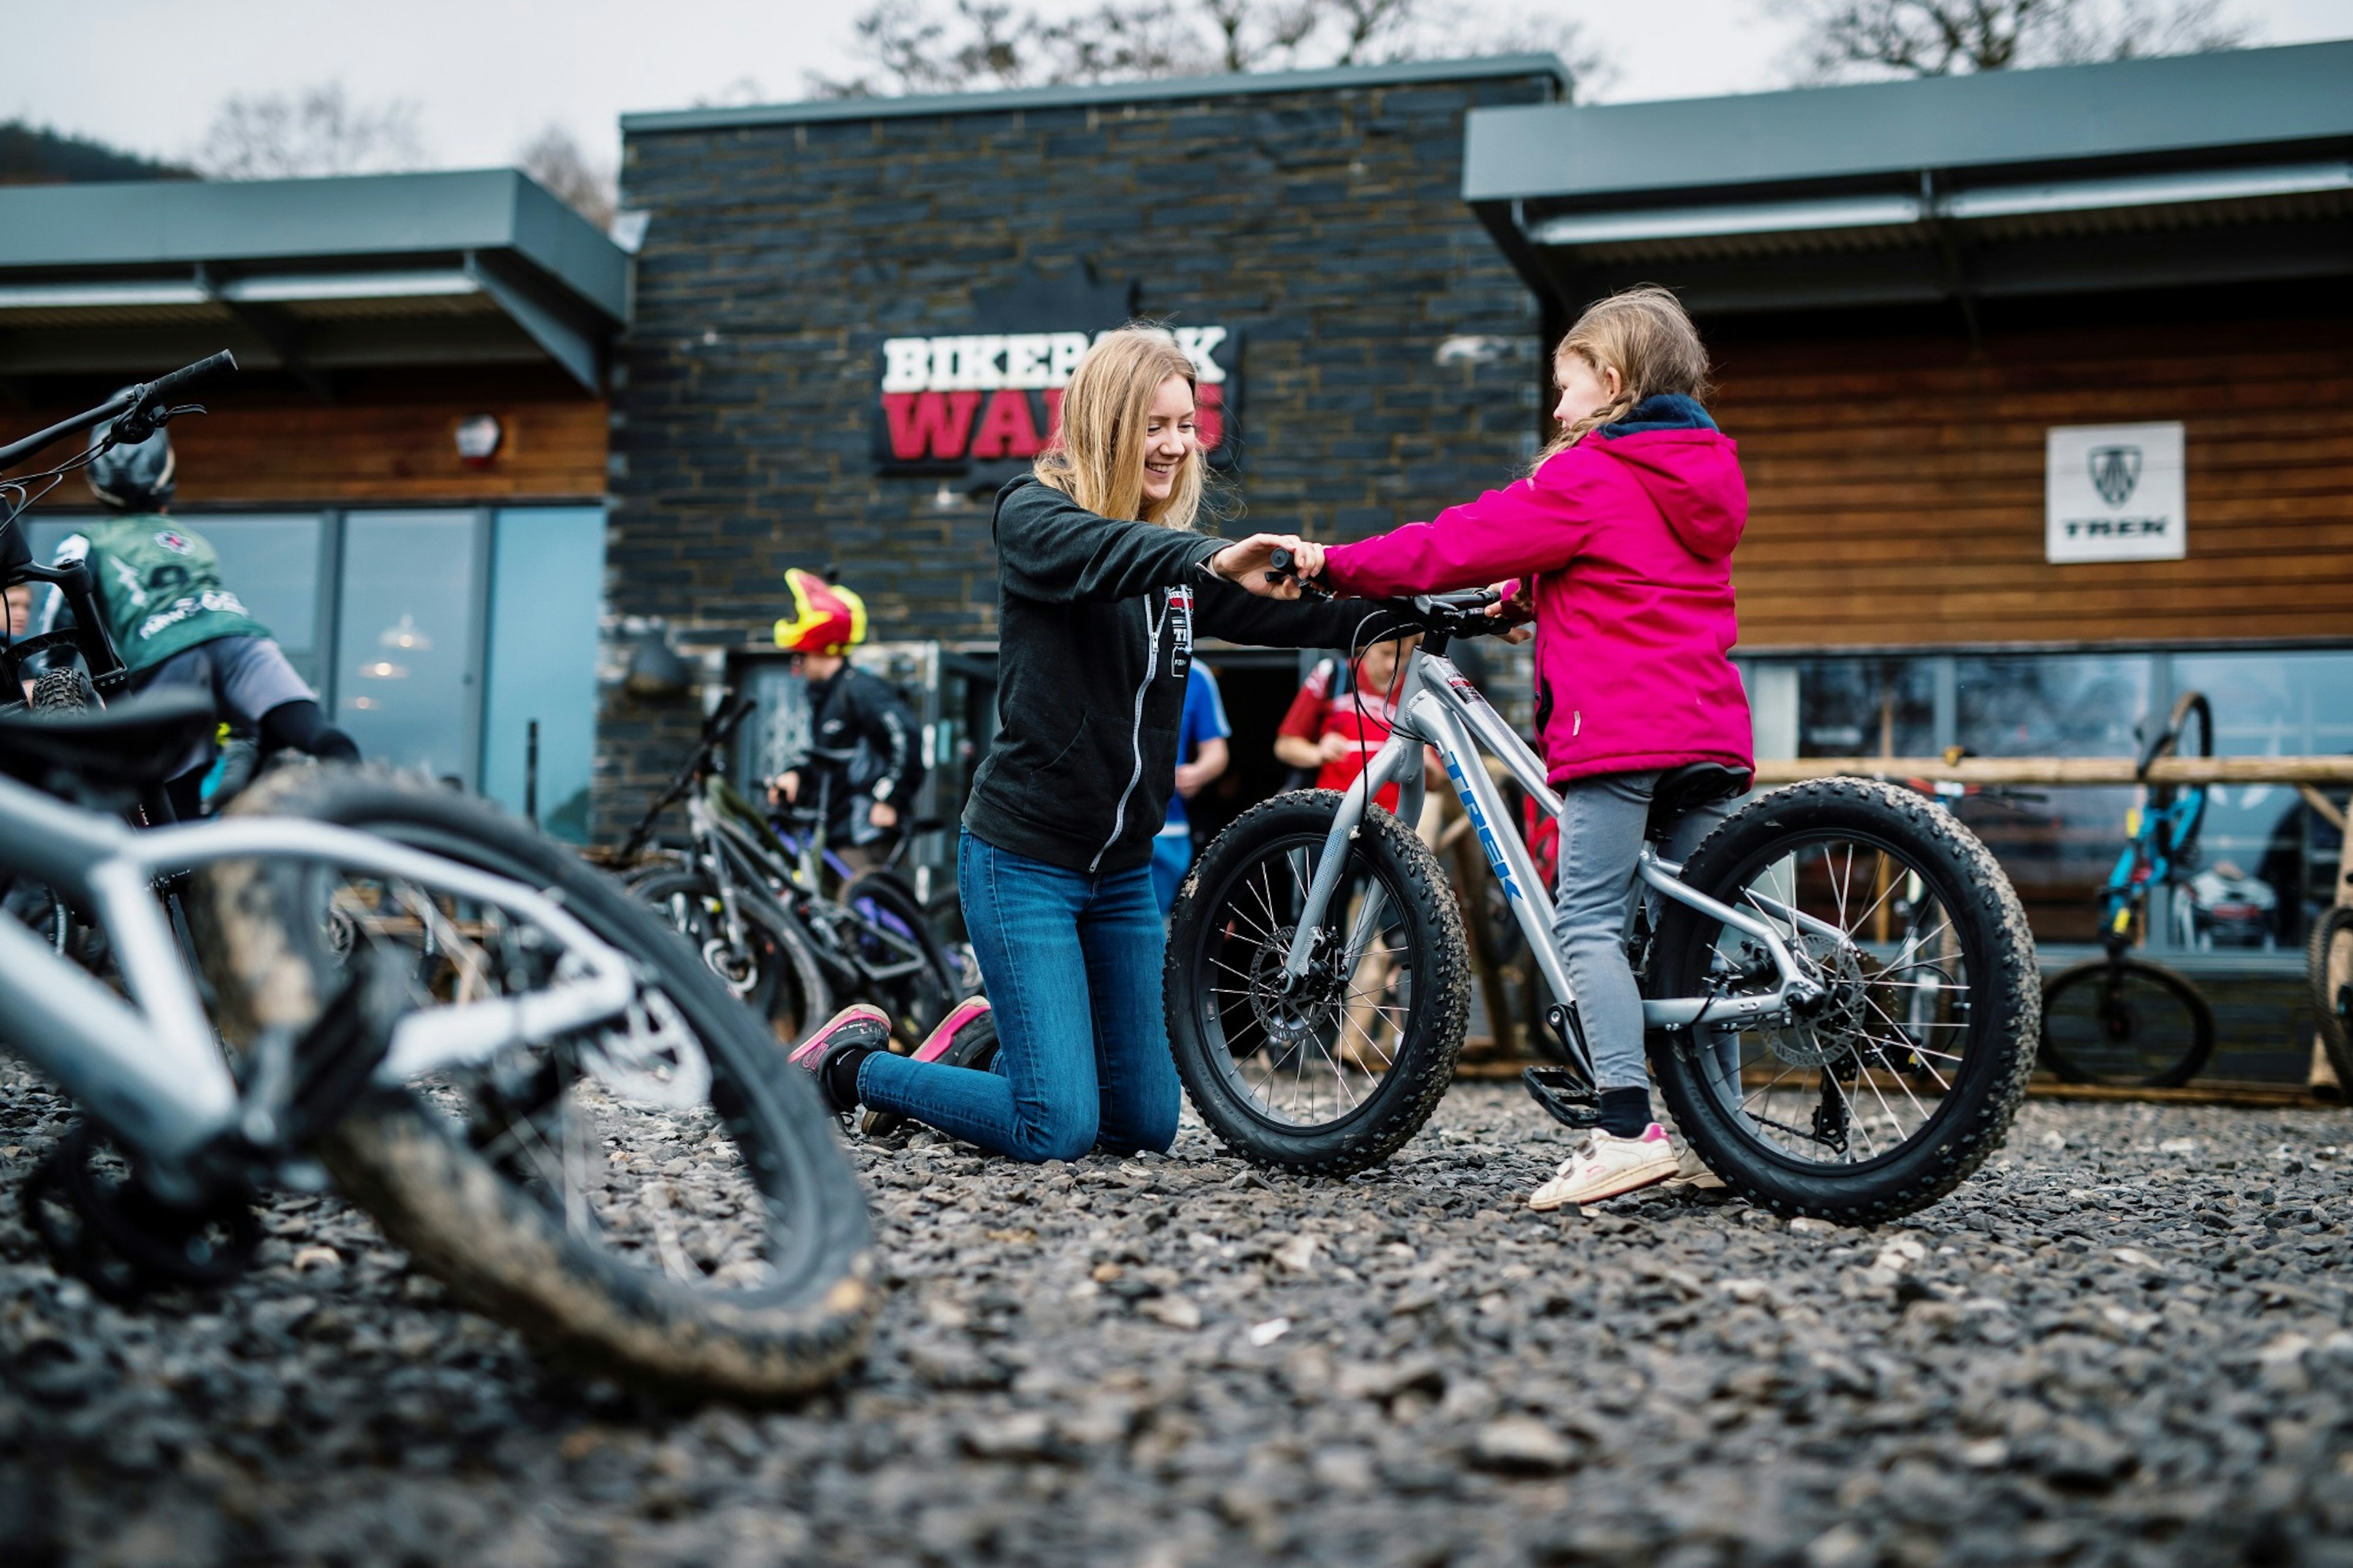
[455,414,503,467]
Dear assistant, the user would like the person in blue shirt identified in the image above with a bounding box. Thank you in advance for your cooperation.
[1153,662,1231,915]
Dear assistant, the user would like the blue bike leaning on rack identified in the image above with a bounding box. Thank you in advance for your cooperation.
[2039,691,2216,1087]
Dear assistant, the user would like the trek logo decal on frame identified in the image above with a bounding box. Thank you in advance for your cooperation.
[1442,751,1523,904]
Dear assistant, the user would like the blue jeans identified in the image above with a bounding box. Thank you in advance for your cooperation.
[858,832,1179,1162]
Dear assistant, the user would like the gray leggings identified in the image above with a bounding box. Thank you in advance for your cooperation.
[1550,771,1732,1089]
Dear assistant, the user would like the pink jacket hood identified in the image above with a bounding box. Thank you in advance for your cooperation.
[1320,395,1753,787]
[1600,425,1746,561]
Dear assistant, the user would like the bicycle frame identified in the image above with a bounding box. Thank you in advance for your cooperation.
[0,770,634,1200]
[1276,645,1828,1081]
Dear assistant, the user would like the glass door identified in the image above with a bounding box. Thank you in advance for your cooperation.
[334,510,483,786]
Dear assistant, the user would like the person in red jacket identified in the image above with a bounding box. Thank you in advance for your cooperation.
[1271,633,1418,813]
[1290,285,1752,1210]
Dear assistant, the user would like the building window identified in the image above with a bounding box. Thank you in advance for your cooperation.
[482,508,607,842]
[335,510,483,786]
[1742,648,2349,953]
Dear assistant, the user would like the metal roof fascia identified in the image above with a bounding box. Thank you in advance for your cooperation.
[0,279,211,309]
[1461,40,2353,203]
[0,170,627,325]
[1529,194,1925,246]
[1942,159,2353,219]
[621,53,1571,134]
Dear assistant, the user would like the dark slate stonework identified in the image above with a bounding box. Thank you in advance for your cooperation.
[602,67,1554,836]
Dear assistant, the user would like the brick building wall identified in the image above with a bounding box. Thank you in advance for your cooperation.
[600,62,1559,836]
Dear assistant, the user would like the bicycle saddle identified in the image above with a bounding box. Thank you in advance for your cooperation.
[0,687,217,789]
[1648,762,1750,839]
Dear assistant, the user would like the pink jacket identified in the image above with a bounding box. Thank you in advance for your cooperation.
[1320,396,1752,787]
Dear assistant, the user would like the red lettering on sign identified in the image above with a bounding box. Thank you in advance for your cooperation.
[1042,388,1065,443]
[882,391,983,460]
[1197,382,1223,452]
[969,389,1043,458]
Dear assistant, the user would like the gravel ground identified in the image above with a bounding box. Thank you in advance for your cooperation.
[5,1060,2353,1567]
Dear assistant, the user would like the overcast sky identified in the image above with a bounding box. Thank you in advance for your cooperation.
[9,0,2350,174]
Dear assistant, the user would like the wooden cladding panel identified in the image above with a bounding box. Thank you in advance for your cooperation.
[10,400,608,505]
[1712,317,2353,648]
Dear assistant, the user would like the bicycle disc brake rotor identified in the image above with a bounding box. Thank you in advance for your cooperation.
[577,980,713,1108]
[1762,931,1870,1069]
[1244,925,1336,1050]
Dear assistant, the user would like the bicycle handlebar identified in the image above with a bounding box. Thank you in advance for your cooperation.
[0,350,238,472]
[1264,547,1512,638]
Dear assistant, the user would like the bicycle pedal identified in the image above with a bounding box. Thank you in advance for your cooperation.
[1521,1067,1604,1130]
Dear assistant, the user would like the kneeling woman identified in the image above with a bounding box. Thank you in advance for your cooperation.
[795,327,1381,1161]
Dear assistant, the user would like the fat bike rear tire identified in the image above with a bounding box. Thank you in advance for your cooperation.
[1164,791,1469,1175]
[1649,778,2038,1223]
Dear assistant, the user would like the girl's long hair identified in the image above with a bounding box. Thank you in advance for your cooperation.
[1033,325,1206,529]
[1537,285,1715,464]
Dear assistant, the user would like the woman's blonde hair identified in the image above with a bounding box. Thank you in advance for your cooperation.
[1539,285,1714,462]
[1033,325,1206,529]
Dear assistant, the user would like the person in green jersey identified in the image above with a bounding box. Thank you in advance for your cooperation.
[40,403,357,819]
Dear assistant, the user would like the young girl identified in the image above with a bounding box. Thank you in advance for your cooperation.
[792,327,1383,1162]
[1292,285,1752,1209]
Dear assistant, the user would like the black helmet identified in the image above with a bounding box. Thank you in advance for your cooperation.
[86,393,175,510]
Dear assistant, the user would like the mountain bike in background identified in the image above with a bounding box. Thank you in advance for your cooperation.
[2039,691,2216,1088]
[617,697,963,1048]
[1163,554,2040,1221]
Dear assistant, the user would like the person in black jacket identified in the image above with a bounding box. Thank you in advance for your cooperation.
[767,569,925,874]
[789,327,1382,1161]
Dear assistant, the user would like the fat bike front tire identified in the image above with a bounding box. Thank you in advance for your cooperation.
[1649,778,2039,1222]
[1164,791,1469,1175]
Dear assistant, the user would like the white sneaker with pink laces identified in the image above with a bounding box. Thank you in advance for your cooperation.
[1528,1123,1679,1211]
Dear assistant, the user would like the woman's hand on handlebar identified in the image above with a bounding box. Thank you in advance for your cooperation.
[1211,534,1322,599]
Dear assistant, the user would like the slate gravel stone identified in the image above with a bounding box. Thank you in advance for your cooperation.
[6,1055,2353,1566]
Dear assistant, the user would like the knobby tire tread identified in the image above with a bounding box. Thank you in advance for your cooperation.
[1165,792,1470,1178]
[1651,778,2039,1224]
[190,765,878,1399]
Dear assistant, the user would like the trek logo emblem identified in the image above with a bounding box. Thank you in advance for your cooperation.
[2087,447,2142,507]
[1442,752,1523,904]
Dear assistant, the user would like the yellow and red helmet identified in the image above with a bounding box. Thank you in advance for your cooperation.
[773,569,868,656]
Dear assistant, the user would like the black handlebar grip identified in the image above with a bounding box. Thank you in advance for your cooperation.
[142,350,238,405]
[1268,547,1295,577]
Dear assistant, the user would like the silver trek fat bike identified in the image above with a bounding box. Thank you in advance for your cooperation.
[1165,577,2039,1221]
[0,360,876,1396]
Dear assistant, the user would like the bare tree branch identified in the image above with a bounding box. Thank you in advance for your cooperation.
[195,83,426,180]
[1774,0,2254,80]
[806,0,1608,98]
[518,124,618,232]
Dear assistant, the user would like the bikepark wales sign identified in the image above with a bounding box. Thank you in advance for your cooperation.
[2045,422,2186,564]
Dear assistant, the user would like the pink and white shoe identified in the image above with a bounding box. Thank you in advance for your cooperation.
[1528,1124,1679,1211]
[861,998,997,1137]
[789,1004,892,1114]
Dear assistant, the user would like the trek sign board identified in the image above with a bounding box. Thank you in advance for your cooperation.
[2045,422,2186,564]
[874,326,1236,474]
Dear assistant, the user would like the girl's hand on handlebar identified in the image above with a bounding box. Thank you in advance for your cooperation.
[1213,534,1318,599]
[1487,578,1535,644]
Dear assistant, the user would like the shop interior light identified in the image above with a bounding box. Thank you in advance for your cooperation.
[380,613,433,651]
